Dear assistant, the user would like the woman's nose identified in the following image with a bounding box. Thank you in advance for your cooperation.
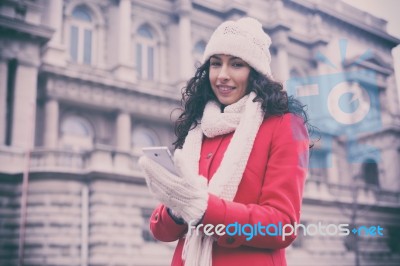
[217,65,230,81]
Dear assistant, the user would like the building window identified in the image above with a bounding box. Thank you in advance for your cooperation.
[69,5,94,65]
[60,115,93,151]
[193,40,206,68]
[292,221,307,248]
[5,59,18,146]
[290,68,301,78]
[387,226,400,253]
[361,158,380,187]
[61,116,92,137]
[136,25,157,80]
[141,208,157,242]
[132,126,159,149]
[309,150,328,181]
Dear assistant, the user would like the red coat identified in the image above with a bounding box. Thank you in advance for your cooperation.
[149,113,309,266]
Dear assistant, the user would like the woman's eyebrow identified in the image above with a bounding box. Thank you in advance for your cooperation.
[229,56,243,61]
[210,55,221,60]
[210,55,245,62]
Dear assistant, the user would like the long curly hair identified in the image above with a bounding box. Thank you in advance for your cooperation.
[173,60,314,149]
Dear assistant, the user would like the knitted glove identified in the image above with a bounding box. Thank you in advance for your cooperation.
[138,153,208,224]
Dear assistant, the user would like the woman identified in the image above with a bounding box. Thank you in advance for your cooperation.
[139,17,310,266]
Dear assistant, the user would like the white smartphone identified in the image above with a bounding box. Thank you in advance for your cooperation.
[142,146,177,175]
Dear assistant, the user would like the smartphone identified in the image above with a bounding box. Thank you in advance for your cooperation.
[142,146,177,175]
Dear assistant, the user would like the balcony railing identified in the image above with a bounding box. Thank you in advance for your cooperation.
[30,149,87,172]
[304,178,400,207]
[0,146,143,178]
[1,146,399,206]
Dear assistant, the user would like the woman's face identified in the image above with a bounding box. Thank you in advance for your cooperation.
[209,54,251,106]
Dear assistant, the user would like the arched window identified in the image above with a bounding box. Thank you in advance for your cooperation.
[136,25,157,80]
[60,115,94,151]
[132,126,159,149]
[61,116,93,137]
[193,40,206,68]
[69,5,94,64]
[361,158,380,187]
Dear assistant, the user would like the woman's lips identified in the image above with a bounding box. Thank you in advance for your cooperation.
[217,85,235,95]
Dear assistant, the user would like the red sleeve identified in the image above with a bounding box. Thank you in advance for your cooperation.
[201,113,309,249]
[149,204,188,242]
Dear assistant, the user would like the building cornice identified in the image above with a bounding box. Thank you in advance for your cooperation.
[40,64,180,100]
[192,0,248,19]
[285,0,400,48]
[132,0,175,16]
[0,15,54,45]
[288,31,330,48]
[0,146,147,184]
[343,55,393,76]
[40,65,180,122]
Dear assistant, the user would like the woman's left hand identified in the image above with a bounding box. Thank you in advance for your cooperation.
[138,155,208,224]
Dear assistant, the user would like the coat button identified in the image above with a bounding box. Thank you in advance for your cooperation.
[226,237,235,244]
[206,152,213,159]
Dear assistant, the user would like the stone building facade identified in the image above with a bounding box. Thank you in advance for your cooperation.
[0,0,399,265]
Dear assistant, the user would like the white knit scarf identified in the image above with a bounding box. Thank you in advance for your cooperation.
[178,92,264,266]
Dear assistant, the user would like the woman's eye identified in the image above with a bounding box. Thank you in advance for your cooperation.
[210,61,221,67]
[232,62,244,68]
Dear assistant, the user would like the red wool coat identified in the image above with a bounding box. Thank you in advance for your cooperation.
[149,113,309,266]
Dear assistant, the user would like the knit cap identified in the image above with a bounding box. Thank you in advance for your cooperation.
[202,17,272,77]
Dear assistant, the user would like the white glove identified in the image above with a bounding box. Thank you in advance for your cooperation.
[138,151,208,224]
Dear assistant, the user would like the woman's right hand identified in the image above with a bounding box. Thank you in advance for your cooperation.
[138,155,208,224]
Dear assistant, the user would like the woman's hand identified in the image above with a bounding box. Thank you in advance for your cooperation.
[138,153,208,224]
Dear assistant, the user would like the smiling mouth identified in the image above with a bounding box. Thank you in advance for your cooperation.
[217,85,235,93]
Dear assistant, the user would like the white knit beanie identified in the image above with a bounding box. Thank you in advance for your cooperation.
[202,17,272,77]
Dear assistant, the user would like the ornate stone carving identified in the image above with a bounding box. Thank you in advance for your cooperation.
[45,76,179,120]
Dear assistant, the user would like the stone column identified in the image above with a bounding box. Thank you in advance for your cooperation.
[159,41,168,84]
[178,0,193,81]
[118,0,131,66]
[311,43,330,123]
[380,148,400,191]
[43,99,59,149]
[276,46,290,83]
[47,0,63,45]
[271,28,290,84]
[267,0,290,84]
[42,0,66,66]
[116,112,131,152]
[327,152,340,184]
[0,59,8,145]
[80,185,89,266]
[113,0,136,83]
[114,112,132,173]
[386,75,400,123]
[96,23,106,69]
[11,63,38,149]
